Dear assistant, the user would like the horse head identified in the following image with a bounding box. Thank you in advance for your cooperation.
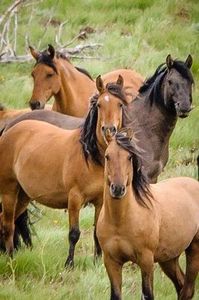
[163,54,194,118]
[29,44,60,110]
[80,75,127,164]
[104,128,151,204]
[95,74,126,144]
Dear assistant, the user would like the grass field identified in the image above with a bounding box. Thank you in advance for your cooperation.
[0,0,199,299]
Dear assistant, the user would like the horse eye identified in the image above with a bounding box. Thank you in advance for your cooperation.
[46,73,54,78]
[105,154,110,161]
[119,103,123,108]
[168,79,172,85]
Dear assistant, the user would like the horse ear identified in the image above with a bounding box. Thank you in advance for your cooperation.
[96,75,105,94]
[166,54,173,69]
[29,46,39,60]
[116,75,124,88]
[185,54,193,69]
[48,44,55,59]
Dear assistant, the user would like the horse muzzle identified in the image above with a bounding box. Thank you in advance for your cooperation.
[102,126,117,143]
[29,100,45,110]
[110,183,126,199]
[175,103,193,118]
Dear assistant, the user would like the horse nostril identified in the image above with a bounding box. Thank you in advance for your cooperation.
[121,185,125,195]
[111,126,117,134]
[30,101,41,110]
[101,126,105,133]
[110,183,115,193]
[110,183,125,198]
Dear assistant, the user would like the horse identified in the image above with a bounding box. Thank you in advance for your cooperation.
[0,103,52,134]
[0,75,128,267]
[97,130,199,300]
[29,44,143,116]
[123,54,194,183]
[0,109,84,252]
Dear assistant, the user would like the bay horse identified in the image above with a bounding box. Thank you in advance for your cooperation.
[123,54,194,183]
[97,130,199,300]
[0,110,84,252]
[29,44,143,116]
[0,75,128,267]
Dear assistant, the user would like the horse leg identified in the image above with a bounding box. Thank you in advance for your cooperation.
[93,200,103,262]
[139,251,154,300]
[104,253,123,300]
[159,257,184,296]
[65,190,82,268]
[14,188,32,248]
[179,241,199,300]
[1,193,17,256]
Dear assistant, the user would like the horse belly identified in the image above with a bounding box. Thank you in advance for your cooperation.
[14,156,68,208]
[154,218,199,262]
[35,192,68,209]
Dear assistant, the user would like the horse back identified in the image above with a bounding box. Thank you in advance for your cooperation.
[102,69,144,102]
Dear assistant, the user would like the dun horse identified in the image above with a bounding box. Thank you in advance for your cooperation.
[29,44,143,116]
[123,54,194,183]
[0,75,128,267]
[97,130,199,300]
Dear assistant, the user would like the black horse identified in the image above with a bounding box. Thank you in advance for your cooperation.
[123,54,194,183]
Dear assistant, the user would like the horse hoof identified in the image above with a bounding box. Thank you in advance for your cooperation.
[65,258,74,269]
[93,253,102,265]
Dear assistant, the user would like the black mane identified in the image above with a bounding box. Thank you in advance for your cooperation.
[80,83,127,165]
[115,131,153,206]
[139,59,194,106]
[35,49,93,80]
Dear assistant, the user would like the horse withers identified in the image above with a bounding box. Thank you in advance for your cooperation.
[97,129,199,300]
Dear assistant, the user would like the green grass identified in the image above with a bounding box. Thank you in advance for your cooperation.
[0,0,199,299]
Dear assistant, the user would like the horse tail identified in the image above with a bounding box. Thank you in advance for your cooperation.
[197,155,199,181]
[14,210,32,248]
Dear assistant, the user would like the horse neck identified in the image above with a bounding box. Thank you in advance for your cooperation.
[103,184,138,225]
[54,59,95,117]
[128,90,177,150]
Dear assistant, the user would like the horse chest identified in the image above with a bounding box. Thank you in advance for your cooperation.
[103,233,136,262]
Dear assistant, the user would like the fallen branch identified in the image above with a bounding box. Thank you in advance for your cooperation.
[0,0,27,26]
[0,43,103,63]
